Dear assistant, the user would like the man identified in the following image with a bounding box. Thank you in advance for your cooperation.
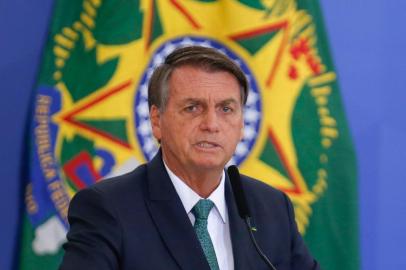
[60,46,319,270]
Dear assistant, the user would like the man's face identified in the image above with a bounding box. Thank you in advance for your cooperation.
[150,65,244,174]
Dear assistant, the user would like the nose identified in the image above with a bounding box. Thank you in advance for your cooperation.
[199,108,220,132]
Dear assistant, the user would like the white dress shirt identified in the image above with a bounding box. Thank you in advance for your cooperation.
[164,162,234,270]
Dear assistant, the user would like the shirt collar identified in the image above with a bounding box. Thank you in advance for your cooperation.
[163,161,227,224]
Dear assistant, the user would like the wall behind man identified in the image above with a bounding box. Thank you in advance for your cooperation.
[321,1,406,269]
[0,1,405,269]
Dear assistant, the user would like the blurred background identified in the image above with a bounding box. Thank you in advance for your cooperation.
[1,0,405,269]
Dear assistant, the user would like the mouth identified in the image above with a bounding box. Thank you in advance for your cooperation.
[194,141,221,149]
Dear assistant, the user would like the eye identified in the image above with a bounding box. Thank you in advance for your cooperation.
[222,106,233,113]
[184,104,198,112]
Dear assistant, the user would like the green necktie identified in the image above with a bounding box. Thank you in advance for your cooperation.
[192,199,220,270]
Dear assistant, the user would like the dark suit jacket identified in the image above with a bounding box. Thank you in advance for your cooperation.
[60,152,319,270]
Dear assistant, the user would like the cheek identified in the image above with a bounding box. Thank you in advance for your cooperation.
[223,123,243,144]
[161,121,185,141]
[230,119,244,138]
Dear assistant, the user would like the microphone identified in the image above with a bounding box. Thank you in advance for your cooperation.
[227,165,277,270]
[227,165,251,219]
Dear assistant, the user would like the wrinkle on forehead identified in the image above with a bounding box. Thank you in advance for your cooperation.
[168,66,242,104]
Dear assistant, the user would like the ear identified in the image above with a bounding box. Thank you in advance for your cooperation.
[240,121,245,141]
[238,111,245,140]
[150,105,162,141]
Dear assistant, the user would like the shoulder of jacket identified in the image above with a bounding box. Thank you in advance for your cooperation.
[239,174,287,202]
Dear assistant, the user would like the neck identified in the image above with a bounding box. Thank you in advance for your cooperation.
[162,157,223,198]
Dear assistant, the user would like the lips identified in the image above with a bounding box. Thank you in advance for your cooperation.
[195,141,221,149]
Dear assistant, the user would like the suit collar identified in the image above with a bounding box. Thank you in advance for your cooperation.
[145,151,258,270]
[164,160,228,224]
[225,172,259,270]
[145,151,211,270]
[146,150,178,201]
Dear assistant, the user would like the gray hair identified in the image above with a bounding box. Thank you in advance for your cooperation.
[148,46,248,112]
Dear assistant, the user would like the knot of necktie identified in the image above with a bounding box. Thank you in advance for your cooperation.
[192,199,214,220]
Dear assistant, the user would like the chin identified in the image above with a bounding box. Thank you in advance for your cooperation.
[192,159,226,170]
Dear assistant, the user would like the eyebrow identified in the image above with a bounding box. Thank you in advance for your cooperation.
[179,98,239,105]
[219,98,239,105]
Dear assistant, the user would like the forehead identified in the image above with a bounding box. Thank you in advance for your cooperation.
[168,66,241,101]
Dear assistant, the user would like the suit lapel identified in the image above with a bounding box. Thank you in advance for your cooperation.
[225,174,258,270]
[144,152,210,270]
